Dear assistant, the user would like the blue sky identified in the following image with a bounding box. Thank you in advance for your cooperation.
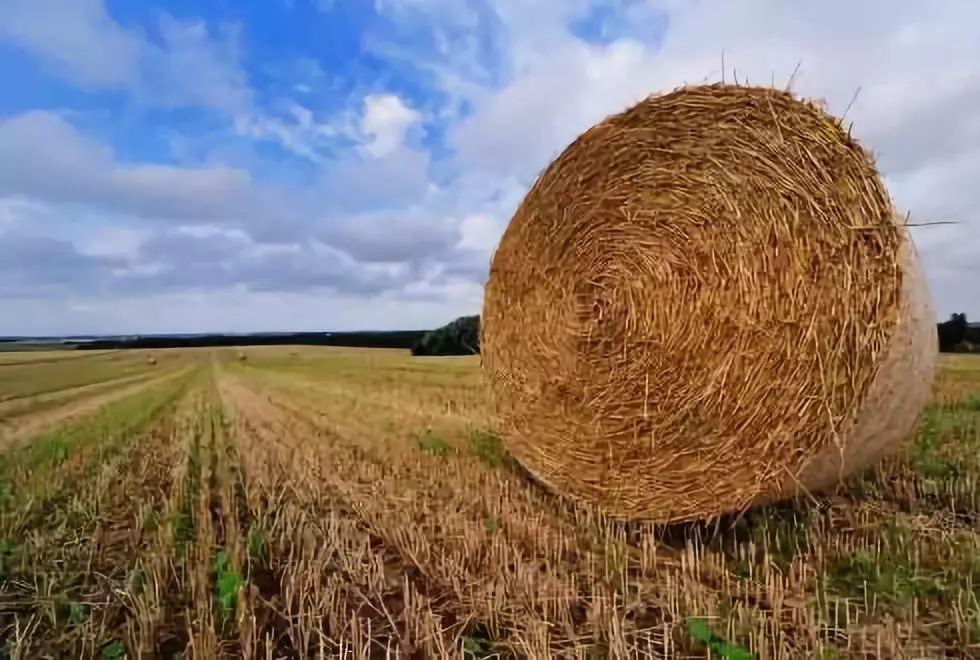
[0,0,977,335]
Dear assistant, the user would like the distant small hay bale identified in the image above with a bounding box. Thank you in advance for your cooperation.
[237,351,247,361]
[146,356,157,366]
[481,83,937,523]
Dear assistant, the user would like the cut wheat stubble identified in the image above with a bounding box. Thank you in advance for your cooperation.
[481,82,938,523]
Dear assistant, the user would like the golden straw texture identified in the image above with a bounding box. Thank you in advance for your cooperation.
[761,225,937,504]
[481,83,936,522]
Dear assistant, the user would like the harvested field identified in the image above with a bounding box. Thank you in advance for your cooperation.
[1,346,979,658]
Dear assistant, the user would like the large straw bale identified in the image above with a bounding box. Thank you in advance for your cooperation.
[481,83,937,523]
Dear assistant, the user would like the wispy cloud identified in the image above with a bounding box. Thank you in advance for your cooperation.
[0,1,252,114]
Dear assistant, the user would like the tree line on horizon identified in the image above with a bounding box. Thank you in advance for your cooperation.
[937,313,980,352]
[411,315,480,356]
[409,313,980,356]
[11,312,970,356]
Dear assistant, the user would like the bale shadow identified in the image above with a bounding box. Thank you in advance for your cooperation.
[652,497,815,552]
[474,427,906,564]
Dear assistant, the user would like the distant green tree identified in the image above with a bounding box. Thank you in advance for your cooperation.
[938,312,968,352]
[411,315,480,356]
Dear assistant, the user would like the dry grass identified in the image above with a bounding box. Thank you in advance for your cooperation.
[0,350,166,402]
[0,346,978,658]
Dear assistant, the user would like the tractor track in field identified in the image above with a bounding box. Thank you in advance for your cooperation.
[0,350,117,368]
[217,373,455,658]
[0,370,160,420]
[0,366,194,450]
[0,379,194,658]
[216,369,701,657]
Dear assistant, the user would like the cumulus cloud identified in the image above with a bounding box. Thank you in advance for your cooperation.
[319,208,461,263]
[235,93,426,197]
[0,220,414,303]
[360,94,422,158]
[302,93,431,211]
[430,0,980,318]
[449,39,660,178]
[0,112,266,222]
[0,234,125,297]
[106,222,421,297]
[318,146,431,211]
[456,213,503,254]
[443,1,978,187]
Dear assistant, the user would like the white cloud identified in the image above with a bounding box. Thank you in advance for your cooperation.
[456,213,502,254]
[77,226,147,261]
[141,16,251,112]
[430,0,980,318]
[0,287,471,335]
[235,93,423,166]
[0,0,141,88]
[0,112,263,222]
[319,145,431,210]
[0,0,251,113]
[449,39,660,178]
[359,94,422,157]
[234,101,341,162]
[321,206,460,262]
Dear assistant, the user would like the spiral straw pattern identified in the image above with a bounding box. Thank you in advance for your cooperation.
[481,83,937,522]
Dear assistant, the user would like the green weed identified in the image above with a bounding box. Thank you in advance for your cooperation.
[0,538,15,581]
[461,623,494,658]
[170,510,194,550]
[846,468,883,499]
[141,508,161,534]
[825,550,944,614]
[212,550,244,626]
[908,408,960,479]
[462,636,493,658]
[960,393,980,411]
[469,430,505,468]
[417,430,450,456]
[684,617,753,660]
[127,566,145,595]
[247,525,267,563]
[173,430,202,553]
[60,600,88,626]
[747,506,811,571]
[880,520,910,550]
[907,398,980,481]
[70,601,88,624]
[100,639,127,660]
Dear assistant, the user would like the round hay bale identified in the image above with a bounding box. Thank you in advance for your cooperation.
[481,83,937,523]
[237,351,247,362]
[146,355,157,366]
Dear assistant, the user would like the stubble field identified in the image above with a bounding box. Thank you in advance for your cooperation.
[0,346,978,659]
